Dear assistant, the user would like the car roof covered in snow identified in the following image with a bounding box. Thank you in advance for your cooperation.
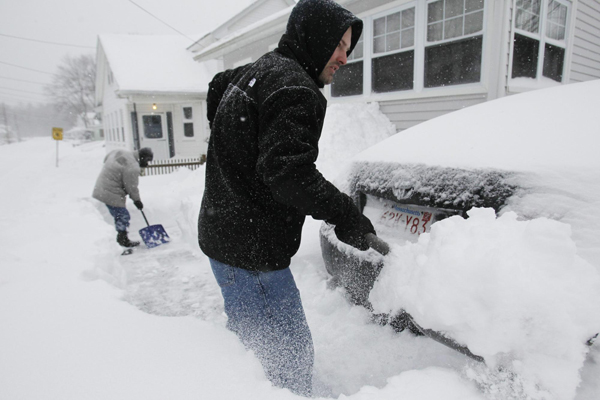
[356,80,599,173]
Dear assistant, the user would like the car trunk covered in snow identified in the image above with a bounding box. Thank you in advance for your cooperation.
[321,80,600,400]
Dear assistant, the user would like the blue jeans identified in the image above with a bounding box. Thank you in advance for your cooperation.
[209,258,314,397]
[106,205,131,232]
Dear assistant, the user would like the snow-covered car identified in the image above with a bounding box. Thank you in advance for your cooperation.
[320,80,600,332]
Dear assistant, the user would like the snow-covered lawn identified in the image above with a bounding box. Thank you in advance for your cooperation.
[0,101,598,399]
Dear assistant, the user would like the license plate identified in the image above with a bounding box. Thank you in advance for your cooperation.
[361,194,461,241]
[378,204,433,236]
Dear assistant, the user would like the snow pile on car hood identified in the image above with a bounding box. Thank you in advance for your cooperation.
[370,207,600,400]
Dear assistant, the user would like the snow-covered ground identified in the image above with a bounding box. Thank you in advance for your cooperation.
[0,101,598,400]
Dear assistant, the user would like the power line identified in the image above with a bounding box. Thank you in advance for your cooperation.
[0,88,46,99]
[3,109,63,123]
[0,75,49,85]
[0,91,47,103]
[0,32,95,49]
[0,60,56,76]
[126,0,195,42]
[0,86,46,95]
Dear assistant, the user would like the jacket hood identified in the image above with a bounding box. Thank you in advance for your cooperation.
[276,0,363,88]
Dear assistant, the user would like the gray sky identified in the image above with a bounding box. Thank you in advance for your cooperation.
[0,0,253,106]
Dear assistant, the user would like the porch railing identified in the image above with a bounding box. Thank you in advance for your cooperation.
[142,155,206,176]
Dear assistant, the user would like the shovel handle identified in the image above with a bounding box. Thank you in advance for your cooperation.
[366,233,390,256]
[140,210,150,227]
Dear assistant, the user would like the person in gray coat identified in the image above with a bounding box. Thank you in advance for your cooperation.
[92,148,153,247]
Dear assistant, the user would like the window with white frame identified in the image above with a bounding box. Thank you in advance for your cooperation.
[331,0,485,98]
[425,0,484,87]
[511,0,569,82]
[183,106,194,138]
[372,6,416,93]
[331,35,364,97]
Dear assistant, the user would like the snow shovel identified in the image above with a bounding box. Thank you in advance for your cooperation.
[138,210,170,249]
[365,233,485,363]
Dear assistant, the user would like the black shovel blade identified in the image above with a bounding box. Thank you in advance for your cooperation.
[406,313,485,363]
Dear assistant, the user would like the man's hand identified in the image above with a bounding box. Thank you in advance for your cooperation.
[134,200,144,210]
[334,213,376,251]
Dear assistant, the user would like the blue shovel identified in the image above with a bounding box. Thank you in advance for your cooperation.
[139,210,170,248]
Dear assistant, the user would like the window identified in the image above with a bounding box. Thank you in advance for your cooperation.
[183,107,194,137]
[119,110,125,142]
[331,0,486,98]
[425,0,484,87]
[511,0,569,82]
[107,113,113,142]
[142,115,163,139]
[372,7,416,93]
[184,123,194,137]
[331,35,364,97]
[114,112,120,142]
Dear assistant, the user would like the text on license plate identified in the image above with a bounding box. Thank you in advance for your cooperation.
[379,204,433,235]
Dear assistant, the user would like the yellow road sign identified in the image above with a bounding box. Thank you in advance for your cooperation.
[52,127,63,141]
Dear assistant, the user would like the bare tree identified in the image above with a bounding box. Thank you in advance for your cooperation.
[45,54,96,128]
[1,103,13,144]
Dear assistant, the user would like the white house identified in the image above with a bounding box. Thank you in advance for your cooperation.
[190,0,600,132]
[95,34,219,160]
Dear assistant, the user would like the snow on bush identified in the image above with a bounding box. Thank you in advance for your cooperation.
[370,207,600,400]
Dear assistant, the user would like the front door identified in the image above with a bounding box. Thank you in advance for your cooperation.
[139,113,169,159]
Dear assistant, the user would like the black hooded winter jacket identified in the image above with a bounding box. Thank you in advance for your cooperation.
[198,0,367,271]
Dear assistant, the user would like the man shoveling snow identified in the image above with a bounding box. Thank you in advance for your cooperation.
[92,147,153,248]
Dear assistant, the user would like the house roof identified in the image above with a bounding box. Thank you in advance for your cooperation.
[188,0,296,56]
[98,34,219,95]
[190,0,355,62]
[192,6,293,62]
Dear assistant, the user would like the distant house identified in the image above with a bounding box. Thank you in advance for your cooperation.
[95,34,218,160]
[190,0,600,132]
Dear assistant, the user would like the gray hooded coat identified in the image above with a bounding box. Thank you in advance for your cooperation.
[92,150,142,208]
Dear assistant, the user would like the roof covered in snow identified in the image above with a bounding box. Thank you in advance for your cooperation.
[98,34,219,94]
[187,0,294,55]
[192,6,293,61]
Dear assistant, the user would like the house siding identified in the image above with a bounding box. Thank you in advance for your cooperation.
[125,99,209,159]
[101,55,130,152]
[379,93,487,132]
[171,102,208,158]
[569,0,600,82]
[346,0,397,15]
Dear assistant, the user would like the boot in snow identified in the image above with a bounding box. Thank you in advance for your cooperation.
[116,231,140,248]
